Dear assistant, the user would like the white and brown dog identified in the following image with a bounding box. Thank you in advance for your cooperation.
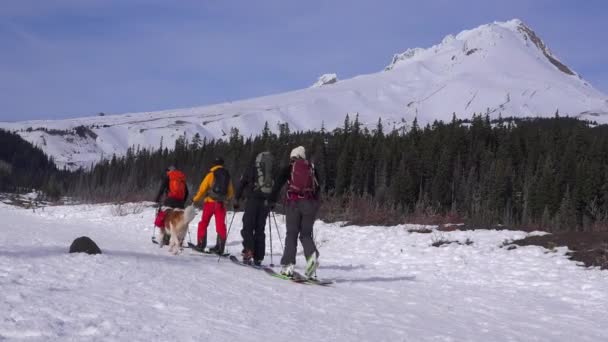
[158,205,197,255]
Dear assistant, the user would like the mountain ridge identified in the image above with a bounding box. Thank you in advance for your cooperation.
[1,19,607,169]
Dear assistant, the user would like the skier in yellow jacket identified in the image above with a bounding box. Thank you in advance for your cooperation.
[192,157,235,254]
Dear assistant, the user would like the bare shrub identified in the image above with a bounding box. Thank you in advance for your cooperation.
[129,202,145,215]
[319,193,406,226]
[318,193,471,227]
[408,228,433,234]
[431,238,454,247]
[430,232,452,247]
[110,202,145,217]
[437,224,460,232]
[111,203,128,217]
[430,232,473,247]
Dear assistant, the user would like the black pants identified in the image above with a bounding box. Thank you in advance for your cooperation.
[280,200,319,266]
[240,198,269,261]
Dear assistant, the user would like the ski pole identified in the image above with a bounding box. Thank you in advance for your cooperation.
[218,210,237,262]
[272,212,284,251]
[268,214,274,267]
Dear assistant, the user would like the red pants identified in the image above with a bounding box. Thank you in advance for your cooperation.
[197,202,227,244]
[154,210,167,230]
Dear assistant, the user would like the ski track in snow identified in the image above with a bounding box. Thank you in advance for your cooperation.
[1,202,607,341]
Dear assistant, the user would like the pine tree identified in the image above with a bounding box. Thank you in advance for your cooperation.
[556,186,577,231]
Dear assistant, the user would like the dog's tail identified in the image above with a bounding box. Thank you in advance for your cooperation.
[184,205,197,224]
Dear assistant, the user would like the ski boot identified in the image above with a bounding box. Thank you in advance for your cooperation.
[305,253,319,278]
[192,236,207,253]
[280,264,295,277]
[241,249,254,265]
[208,236,226,255]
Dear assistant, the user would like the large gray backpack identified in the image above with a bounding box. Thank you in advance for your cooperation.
[254,152,274,194]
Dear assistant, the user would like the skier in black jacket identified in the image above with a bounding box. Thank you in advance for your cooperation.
[234,152,274,266]
[154,166,189,209]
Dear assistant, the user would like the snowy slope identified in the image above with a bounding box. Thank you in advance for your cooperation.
[1,202,607,341]
[2,19,608,169]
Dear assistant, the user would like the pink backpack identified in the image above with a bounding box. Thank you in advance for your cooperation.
[288,159,316,195]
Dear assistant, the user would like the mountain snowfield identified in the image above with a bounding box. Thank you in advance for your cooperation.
[1,201,607,341]
[2,19,608,169]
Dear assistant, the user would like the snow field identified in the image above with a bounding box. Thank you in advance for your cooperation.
[1,202,607,341]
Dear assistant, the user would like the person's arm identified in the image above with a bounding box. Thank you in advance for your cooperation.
[269,165,290,203]
[154,174,168,203]
[235,165,253,202]
[192,172,213,204]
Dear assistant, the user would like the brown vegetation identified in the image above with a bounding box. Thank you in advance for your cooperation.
[510,232,608,270]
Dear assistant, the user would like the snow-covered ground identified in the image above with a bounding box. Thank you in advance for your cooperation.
[1,202,607,341]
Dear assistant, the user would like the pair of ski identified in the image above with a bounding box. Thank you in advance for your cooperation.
[187,242,230,257]
[229,255,333,286]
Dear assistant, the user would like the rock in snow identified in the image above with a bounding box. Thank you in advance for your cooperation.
[311,73,339,88]
[69,236,102,255]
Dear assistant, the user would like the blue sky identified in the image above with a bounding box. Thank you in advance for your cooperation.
[1,0,606,121]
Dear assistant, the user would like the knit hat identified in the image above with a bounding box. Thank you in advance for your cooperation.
[213,157,225,166]
[289,146,306,160]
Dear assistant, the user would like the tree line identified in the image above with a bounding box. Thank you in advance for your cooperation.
[3,114,608,232]
[0,129,66,197]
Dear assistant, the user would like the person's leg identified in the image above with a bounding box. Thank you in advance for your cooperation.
[214,202,227,240]
[299,200,320,260]
[196,202,214,248]
[298,200,320,277]
[253,200,268,262]
[240,199,256,258]
[210,202,227,253]
[155,209,168,247]
[154,210,166,228]
[280,202,301,267]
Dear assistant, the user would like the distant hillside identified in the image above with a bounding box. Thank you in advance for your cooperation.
[0,129,62,196]
[1,19,607,170]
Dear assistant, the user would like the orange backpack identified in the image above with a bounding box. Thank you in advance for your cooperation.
[167,170,186,200]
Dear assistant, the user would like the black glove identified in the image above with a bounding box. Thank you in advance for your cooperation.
[265,200,275,210]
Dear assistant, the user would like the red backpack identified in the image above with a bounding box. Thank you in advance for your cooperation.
[288,159,316,196]
[167,170,186,200]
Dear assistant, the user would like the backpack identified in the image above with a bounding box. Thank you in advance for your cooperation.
[254,152,274,194]
[167,170,186,200]
[288,159,316,196]
[209,167,230,201]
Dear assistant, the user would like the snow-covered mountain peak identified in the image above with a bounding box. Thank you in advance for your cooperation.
[2,19,607,170]
[385,19,577,77]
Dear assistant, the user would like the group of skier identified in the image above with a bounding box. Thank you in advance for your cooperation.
[153,146,321,278]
